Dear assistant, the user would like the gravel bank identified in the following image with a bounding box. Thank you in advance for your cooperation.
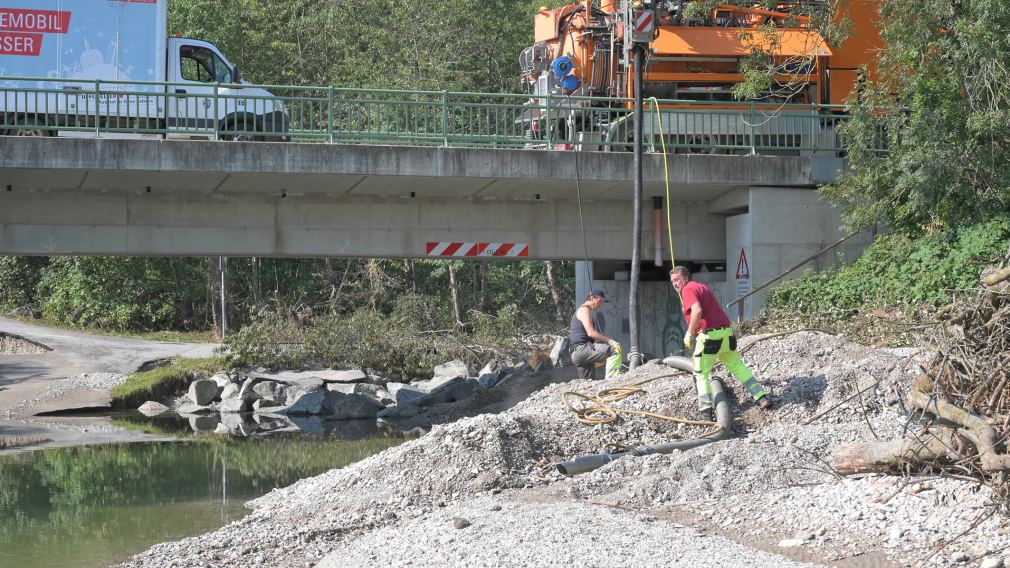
[120,332,1010,568]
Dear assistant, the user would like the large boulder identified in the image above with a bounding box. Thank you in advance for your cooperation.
[477,361,503,389]
[323,391,383,419]
[284,379,326,406]
[378,404,422,419]
[433,360,469,380]
[187,379,220,406]
[407,377,482,409]
[326,383,357,395]
[283,390,327,415]
[387,383,427,405]
[285,377,325,393]
[413,374,465,392]
[238,378,263,403]
[312,369,369,384]
[428,377,480,403]
[219,398,247,413]
[252,380,287,404]
[210,372,233,390]
[252,399,281,412]
[137,401,169,416]
[549,336,572,368]
[220,383,241,400]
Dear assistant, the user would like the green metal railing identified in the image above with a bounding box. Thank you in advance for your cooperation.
[0,76,855,154]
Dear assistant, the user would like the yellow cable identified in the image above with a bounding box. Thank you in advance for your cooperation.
[649,97,676,270]
[648,97,682,309]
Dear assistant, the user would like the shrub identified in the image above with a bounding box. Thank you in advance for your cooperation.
[767,216,1010,314]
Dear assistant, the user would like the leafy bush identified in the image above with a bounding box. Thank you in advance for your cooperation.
[220,310,310,370]
[223,298,536,378]
[0,257,49,314]
[767,216,1010,313]
[37,257,207,331]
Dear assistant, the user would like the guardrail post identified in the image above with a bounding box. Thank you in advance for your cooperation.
[327,86,335,143]
[94,79,101,138]
[441,90,449,147]
[748,101,756,154]
[545,90,552,150]
[213,83,220,141]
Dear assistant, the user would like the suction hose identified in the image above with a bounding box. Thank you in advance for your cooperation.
[556,356,733,476]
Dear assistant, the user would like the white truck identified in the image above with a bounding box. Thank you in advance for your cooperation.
[0,0,288,139]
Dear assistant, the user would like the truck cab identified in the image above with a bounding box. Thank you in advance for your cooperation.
[166,37,288,141]
[0,0,288,140]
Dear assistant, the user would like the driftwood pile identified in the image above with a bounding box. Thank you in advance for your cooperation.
[832,254,1010,503]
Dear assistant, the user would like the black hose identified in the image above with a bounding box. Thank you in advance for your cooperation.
[628,45,644,370]
[556,357,733,476]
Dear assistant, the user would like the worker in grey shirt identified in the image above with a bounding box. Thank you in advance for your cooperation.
[568,289,620,380]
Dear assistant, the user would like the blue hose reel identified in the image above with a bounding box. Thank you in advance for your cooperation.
[550,55,581,93]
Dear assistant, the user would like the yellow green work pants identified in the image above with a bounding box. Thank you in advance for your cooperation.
[693,327,766,410]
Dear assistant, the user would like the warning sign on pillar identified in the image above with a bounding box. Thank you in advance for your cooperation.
[735,248,750,279]
[735,248,752,297]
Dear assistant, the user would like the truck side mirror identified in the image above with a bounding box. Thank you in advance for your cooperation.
[233,66,241,84]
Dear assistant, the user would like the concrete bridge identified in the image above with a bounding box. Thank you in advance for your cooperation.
[1,137,845,255]
[0,136,868,352]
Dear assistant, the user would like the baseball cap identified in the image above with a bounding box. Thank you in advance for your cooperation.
[590,289,609,302]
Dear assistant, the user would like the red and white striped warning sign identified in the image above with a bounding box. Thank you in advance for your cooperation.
[426,242,529,258]
[635,11,654,33]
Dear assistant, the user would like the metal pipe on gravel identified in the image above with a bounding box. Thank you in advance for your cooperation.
[557,357,734,476]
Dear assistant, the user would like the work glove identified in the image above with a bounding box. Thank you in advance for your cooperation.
[608,339,620,348]
[683,332,695,351]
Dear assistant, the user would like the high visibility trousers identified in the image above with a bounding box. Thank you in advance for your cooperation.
[693,327,767,410]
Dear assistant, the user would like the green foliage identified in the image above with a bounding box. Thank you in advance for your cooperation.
[110,356,226,409]
[0,257,49,314]
[37,257,207,331]
[826,0,1010,232]
[168,0,542,92]
[225,290,534,377]
[767,216,1010,313]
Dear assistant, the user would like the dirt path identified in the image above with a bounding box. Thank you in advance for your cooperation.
[0,317,216,450]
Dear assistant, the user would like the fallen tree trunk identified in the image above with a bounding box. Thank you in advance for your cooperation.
[832,429,960,475]
[907,375,1010,471]
[982,266,1010,287]
[831,374,1010,475]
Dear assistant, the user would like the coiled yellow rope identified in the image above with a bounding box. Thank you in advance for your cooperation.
[560,371,718,427]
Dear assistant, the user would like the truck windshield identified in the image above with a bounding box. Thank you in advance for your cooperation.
[179,45,233,84]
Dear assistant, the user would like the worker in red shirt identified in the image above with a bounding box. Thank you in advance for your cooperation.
[669,266,772,413]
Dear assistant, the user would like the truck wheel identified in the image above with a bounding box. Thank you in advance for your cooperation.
[6,118,52,137]
[220,121,264,142]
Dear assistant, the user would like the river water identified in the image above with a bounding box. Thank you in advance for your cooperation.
[0,416,412,568]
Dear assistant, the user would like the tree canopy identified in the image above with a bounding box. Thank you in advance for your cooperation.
[825,0,1010,233]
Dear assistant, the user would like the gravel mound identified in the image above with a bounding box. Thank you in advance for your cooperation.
[120,332,1010,568]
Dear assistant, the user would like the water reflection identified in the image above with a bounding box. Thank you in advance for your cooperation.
[115,410,394,439]
[0,429,411,568]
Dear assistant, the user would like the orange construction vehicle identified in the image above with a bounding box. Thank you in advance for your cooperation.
[519,0,881,152]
